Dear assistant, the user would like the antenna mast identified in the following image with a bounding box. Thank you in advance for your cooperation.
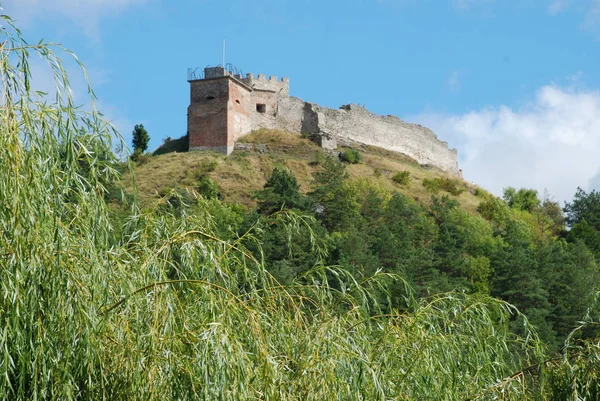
[222,39,226,68]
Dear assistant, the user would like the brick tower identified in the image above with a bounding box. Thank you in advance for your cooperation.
[187,66,290,154]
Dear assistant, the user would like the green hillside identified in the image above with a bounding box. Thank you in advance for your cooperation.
[125,129,482,211]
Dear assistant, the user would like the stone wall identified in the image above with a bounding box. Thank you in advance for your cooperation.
[274,96,305,134]
[249,89,279,131]
[241,73,289,96]
[306,104,460,176]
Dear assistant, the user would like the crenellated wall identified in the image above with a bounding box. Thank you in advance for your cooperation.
[187,66,461,176]
[241,73,289,95]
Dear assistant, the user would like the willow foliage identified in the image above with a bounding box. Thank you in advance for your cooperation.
[0,15,599,400]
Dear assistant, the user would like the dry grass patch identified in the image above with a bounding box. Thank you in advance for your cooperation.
[240,129,306,146]
[239,129,320,157]
[283,158,315,192]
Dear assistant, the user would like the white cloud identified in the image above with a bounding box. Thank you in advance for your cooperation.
[411,85,600,203]
[2,0,149,38]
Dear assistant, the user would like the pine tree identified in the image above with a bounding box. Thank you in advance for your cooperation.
[131,123,150,154]
[255,167,311,214]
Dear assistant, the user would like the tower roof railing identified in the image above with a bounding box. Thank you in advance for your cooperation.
[187,64,244,81]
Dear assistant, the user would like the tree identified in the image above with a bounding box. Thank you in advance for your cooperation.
[132,123,150,154]
[564,187,600,230]
[490,220,554,343]
[255,167,311,214]
[309,157,359,231]
[567,219,600,256]
[533,191,566,238]
[503,187,540,212]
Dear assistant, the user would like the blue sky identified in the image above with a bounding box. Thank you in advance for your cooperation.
[4,0,600,202]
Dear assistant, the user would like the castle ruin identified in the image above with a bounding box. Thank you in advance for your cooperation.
[187,66,460,176]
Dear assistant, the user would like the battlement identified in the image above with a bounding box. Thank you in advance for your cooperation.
[241,73,289,95]
[241,73,289,83]
[187,66,289,95]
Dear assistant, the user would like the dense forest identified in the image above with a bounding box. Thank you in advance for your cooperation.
[2,15,600,400]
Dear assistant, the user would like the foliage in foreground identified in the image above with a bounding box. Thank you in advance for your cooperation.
[0,15,599,400]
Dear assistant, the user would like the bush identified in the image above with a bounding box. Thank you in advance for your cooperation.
[197,176,221,199]
[478,196,511,225]
[423,177,464,196]
[474,187,490,198]
[422,178,441,194]
[131,151,151,166]
[392,171,411,186]
[439,178,464,196]
[310,151,325,166]
[339,148,362,164]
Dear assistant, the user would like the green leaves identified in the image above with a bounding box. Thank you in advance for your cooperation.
[255,167,312,215]
[132,123,150,154]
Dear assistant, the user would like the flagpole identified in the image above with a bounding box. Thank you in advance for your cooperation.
[222,39,226,68]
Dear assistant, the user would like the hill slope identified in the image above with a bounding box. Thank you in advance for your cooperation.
[124,129,482,211]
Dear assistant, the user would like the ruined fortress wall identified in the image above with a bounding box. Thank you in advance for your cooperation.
[274,96,305,134]
[267,99,460,176]
[311,104,460,176]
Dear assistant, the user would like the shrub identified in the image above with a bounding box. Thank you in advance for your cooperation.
[133,151,151,166]
[197,176,221,199]
[474,187,489,198]
[392,171,411,186]
[439,177,464,196]
[478,196,511,225]
[310,151,325,166]
[422,178,441,194]
[339,148,362,164]
[423,177,464,196]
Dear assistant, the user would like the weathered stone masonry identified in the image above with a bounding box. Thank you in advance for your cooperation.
[187,66,460,176]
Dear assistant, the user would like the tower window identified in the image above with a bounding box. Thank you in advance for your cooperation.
[256,104,266,113]
[235,99,240,104]
[205,96,215,100]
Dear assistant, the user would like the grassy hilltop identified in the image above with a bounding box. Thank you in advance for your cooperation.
[124,129,482,211]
